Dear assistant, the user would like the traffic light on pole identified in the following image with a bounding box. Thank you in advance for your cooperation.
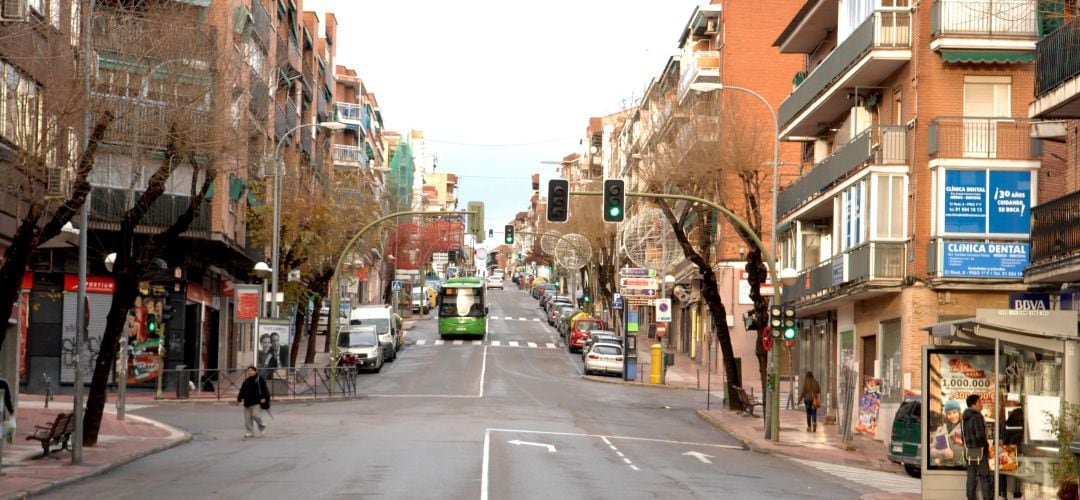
[162,302,174,323]
[488,229,493,238]
[603,179,625,222]
[782,306,797,340]
[769,305,782,338]
[504,225,514,244]
[547,179,569,223]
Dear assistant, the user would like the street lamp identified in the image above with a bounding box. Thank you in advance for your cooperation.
[269,121,346,319]
[690,81,785,442]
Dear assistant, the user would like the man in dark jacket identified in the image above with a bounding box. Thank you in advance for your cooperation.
[236,365,269,438]
[963,394,992,500]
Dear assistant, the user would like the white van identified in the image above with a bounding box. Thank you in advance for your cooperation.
[349,305,399,362]
[410,286,430,314]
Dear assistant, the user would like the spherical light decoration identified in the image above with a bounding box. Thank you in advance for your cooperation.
[540,229,562,254]
[554,233,591,270]
[621,208,682,271]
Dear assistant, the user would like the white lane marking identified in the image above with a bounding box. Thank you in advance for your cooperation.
[478,345,488,398]
[434,340,444,346]
[601,436,637,471]
[453,340,464,345]
[787,458,921,493]
[472,340,482,345]
[533,318,540,322]
[630,465,640,471]
[415,340,427,345]
[488,429,743,450]
[507,440,556,453]
[481,430,491,500]
[546,343,556,349]
[527,342,537,348]
[519,317,527,321]
[508,341,519,347]
[683,451,714,464]
[490,341,501,347]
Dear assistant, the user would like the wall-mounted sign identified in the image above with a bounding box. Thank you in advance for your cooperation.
[941,241,1029,278]
[943,170,1031,236]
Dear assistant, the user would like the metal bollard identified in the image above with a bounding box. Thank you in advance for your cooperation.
[42,373,52,408]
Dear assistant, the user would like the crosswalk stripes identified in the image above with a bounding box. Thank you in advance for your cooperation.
[787,458,920,494]
[493,316,545,322]
[411,339,562,350]
[490,341,501,346]
[508,341,519,347]
[526,342,537,348]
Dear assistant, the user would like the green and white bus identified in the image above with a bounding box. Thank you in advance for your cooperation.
[437,277,488,338]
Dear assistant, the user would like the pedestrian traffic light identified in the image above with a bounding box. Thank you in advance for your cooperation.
[782,306,797,340]
[147,316,157,334]
[603,179,625,222]
[769,305,782,338]
[488,229,494,238]
[547,179,569,223]
[504,225,514,244]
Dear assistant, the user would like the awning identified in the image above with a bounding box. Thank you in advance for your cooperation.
[940,50,1035,64]
[922,309,1078,354]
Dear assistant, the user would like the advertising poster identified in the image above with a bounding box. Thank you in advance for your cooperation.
[941,241,1029,279]
[127,338,162,384]
[855,376,883,436]
[926,348,995,470]
[257,320,292,375]
[944,170,987,233]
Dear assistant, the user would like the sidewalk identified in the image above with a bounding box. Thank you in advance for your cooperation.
[0,394,189,499]
[620,341,919,499]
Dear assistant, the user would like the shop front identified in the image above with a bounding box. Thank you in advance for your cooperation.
[922,309,1080,499]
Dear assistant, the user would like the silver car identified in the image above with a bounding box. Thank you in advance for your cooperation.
[584,343,624,377]
[336,325,383,373]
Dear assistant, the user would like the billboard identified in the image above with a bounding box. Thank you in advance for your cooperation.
[943,169,1031,236]
[925,348,995,470]
[941,241,1029,278]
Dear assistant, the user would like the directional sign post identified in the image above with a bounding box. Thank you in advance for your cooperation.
[611,293,623,310]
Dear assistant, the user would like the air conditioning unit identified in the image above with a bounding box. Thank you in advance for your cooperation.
[705,19,717,34]
[1,0,27,22]
[45,166,69,200]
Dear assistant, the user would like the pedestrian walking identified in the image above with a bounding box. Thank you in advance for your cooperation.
[963,394,992,500]
[236,365,269,438]
[800,371,821,432]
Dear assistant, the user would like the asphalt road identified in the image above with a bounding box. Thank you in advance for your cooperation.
[39,287,873,499]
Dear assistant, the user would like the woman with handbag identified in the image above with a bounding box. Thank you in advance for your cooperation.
[800,371,822,432]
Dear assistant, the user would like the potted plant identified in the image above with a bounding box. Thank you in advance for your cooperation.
[1046,403,1080,500]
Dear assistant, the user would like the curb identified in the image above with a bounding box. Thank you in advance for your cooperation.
[582,375,701,391]
[694,409,756,452]
[5,420,192,500]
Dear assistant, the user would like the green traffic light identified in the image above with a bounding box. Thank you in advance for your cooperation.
[782,327,796,340]
[148,321,156,333]
[608,207,621,218]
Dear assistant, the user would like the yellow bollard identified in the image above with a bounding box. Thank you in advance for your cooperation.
[650,343,662,384]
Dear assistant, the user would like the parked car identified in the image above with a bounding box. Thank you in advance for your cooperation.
[486,275,503,290]
[568,317,606,352]
[583,343,624,377]
[316,306,347,335]
[411,286,432,314]
[349,305,399,362]
[887,395,923,478]
[335,325,383,373]
[557,309,585,337]
[551,305,575,326]
[581,331,621,361]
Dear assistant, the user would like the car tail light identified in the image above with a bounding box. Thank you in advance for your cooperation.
[588,354,600,359]
[615,357,623,361]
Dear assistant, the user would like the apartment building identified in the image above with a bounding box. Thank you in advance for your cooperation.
[772,0,1064,446]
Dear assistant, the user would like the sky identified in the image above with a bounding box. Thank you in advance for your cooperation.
[316,0,706,251]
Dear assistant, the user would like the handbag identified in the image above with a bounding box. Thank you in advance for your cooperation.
[258,376,271,410]
[812,396,821,409]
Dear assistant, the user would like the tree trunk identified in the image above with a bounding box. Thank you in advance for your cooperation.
[290,308,305,367]
[306,294,324,365]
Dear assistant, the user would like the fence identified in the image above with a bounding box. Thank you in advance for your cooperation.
[152,366,360,401]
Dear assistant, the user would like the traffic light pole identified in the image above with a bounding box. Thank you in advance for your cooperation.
[328,209,476,392]
[569,190,783,441]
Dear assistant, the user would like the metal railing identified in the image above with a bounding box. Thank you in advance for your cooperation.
[149,367,360,401]
[98,96,213,149]
[251,0,272,48]
[274,103,288,143]
[335,102,363,122]
[777,125,906,216]
[89,187,210,234]
[785,241,907,301]
[779,9,911,128]
[1030,190,1080,264]
[931,0,1038,37]
[333,144,367,166]
[249,68,268,123]
[677,50,720,101]
[927,116,1038,159]
[1035,18,1080,97]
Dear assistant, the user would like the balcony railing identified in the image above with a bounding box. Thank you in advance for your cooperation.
[333,145,367,167]
[249,68,268,123]
[88,187,210,235]
[779,9,912,129]
[274,103,288,142]
[677,50,720,102]
[931,0,1038,38]
[1030,190,1080,264]
[785,241,907,302]
[927,117,1038,159]
[335,102,362,123]
[777,125,907,216]
[1035,18,1080,97]
[251,0,272,48]
[99,96,212,149]
[286,99,298,132]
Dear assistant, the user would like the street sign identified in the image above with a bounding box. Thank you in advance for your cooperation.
[619,268,657,277]
[656,322,668,338]
[655,298,672,322]
[620,277,658,289]
[622,288,657,297]
[392,281,402,292]
[611,293,623,310]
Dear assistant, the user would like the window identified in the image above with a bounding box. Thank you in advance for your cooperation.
[893,88,902,126]
[28,0,43,16]
[0,61,43,152]
[880,319,902,404]
[70,0,80,46]
[838,180,866,251]
[873,174,906,239]
[963,77,1010,158]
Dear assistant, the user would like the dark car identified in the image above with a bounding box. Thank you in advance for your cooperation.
[887,396,922,478]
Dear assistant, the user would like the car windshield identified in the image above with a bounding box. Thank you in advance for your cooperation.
[350,317,389,334]
[338,329,377,348]
[576,320,603,331]
[593,345,622,356]
[439,288,485,317]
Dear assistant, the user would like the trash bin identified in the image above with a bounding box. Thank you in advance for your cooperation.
[175,364,190,399]
[664,352,675,367]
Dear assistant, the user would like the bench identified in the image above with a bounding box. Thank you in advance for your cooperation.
[733,386,763,417]
[26,412,75,458]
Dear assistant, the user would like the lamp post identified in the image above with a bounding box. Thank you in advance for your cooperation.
[252,261,272,368]
[689,81,787,442]
[269,121,346,319]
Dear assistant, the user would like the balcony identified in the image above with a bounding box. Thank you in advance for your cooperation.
[674,116,719,163]
[930,0,1039,54]
[333,145,367,168]
[276,30,300,73]
[248,68,268,123]
[928,116,1039,160]
[779,9,912,138]
[87,186,210,237]
[251,0,272,49]
[784,242,907,305]
[1026,190,1080,283]
[1030,18,1080,119]
[335,102,362,123]
[274,103,287,143]
[99,96,212,150]
[677,51,720,104]
[777,126,907,216]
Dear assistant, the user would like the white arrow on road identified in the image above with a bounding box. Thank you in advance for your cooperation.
[508,440,557,453]
[683,451,714,464]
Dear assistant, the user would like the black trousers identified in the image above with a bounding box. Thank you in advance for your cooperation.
[966,454,992,500]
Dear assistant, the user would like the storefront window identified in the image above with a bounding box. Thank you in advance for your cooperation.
[881,319,902,404]
[999,345,1063,499]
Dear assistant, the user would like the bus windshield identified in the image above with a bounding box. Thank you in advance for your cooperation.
[439,288,485,317]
